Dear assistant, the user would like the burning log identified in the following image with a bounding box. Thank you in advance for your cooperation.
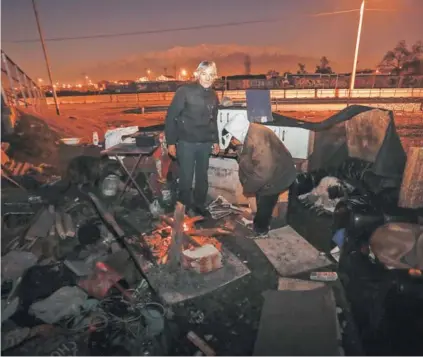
[190,236,222,252]
[168,202,186,269]
[186,228,232,237]
[142,206,233,267]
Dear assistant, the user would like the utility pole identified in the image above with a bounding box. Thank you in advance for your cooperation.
[350,0,365,91]
[32,0,60,115]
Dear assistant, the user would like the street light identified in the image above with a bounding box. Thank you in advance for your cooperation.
[350,0,365,91]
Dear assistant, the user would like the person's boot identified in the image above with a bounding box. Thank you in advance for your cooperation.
[192,205,210,218]
[252,224,269,238]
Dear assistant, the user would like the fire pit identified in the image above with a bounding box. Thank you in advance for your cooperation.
[138,203,251,305]
[143,214,225,268]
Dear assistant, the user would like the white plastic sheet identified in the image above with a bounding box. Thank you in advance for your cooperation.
[104,126,139,160]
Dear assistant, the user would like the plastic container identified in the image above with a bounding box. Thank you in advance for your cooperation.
[101,174,120,197]
[93,132,99,146]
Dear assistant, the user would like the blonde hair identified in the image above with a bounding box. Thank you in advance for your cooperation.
[194,61,217,79]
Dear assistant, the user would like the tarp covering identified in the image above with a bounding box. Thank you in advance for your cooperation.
[270,105,407,179]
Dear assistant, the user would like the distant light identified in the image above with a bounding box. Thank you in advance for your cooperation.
[181,69,187,76]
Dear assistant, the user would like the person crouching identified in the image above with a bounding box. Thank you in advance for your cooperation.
[224,115,297,237]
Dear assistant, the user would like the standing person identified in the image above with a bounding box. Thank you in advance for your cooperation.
[164,61,220,216]
[223,115,297,236]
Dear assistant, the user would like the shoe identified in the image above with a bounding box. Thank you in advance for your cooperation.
[253,225,269,237]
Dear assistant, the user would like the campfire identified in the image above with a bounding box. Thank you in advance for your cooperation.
[142,203,231,272]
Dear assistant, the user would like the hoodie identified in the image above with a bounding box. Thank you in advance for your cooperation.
[226,121,297,196]
[223,114,250,144]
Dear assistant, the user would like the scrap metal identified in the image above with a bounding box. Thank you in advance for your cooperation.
[208,195,245,220]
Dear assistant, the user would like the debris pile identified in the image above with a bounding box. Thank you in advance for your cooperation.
[1,154,243,355]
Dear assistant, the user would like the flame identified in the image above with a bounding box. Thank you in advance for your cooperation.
[142,215,223,265]
[162,255,168,264]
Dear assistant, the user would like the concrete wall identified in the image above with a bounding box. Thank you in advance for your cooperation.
[46,88,423,106]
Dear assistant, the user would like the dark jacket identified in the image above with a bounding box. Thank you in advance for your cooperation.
[238,123,297,196]
[164,83,219,145]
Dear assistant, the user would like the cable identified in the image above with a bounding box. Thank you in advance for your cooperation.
[4,9,364,44]
[62,287,166,339]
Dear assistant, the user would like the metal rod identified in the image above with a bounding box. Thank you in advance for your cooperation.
[350,0,365,91]
[1,84,9,107]
[117,154,144,202]
[15,67,27,107]
[115,155,152,206]
[31,0,60,115]
[2,53,18,106]
[24,75,35,105]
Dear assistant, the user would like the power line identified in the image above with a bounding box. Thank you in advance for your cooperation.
[4,19,286,43]
[4,9,366,44]
[309,9,358,17]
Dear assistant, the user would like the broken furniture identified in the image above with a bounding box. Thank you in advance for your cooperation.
[101,142,159,208]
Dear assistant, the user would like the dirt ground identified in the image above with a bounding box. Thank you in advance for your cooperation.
[3,103,421,172]
[19,103,423,152]
[3,103,421,355]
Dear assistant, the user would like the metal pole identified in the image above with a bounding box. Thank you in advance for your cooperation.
[15,67,28,107]
[31,0,60,115]
[24,75,35,105]
[2,53,18,106]
[1,84,9,107]
[350,0,365,91]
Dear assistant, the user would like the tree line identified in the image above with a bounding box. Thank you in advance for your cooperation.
[267,40,423,77]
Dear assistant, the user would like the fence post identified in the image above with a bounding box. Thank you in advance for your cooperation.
[2,52,18,106]
[1,83,9,107]
[15,66,28,107]
[23,75,34,107]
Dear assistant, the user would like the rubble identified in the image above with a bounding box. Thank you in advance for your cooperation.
[3,110,419,355]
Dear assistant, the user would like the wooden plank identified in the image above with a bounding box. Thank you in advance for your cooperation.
[398,147,423,209]
[168,202,185,269]
[255,225,332,276]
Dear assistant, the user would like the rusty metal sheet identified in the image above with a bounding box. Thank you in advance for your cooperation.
[140,246,251,305]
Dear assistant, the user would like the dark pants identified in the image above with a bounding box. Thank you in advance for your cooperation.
[254,193,280,232]
[176,141,212,208]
